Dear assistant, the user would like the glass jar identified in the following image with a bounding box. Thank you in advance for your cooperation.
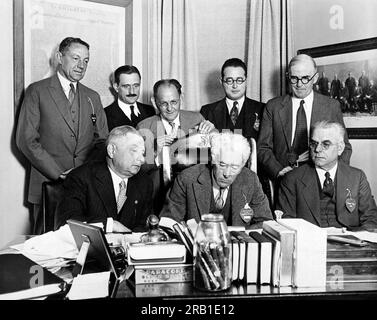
[193,214,232,291]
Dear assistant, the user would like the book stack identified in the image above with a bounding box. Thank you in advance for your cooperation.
[326,235,377,283]
[228,219,327,288]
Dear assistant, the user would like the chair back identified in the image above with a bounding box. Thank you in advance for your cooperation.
[41,180,64,233]
[247,137,257,173]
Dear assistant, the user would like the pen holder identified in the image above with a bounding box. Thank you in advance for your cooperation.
[193,214,232,291]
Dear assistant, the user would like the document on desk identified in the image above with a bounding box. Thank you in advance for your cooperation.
[324,227,377,243]
[66,271,110,300]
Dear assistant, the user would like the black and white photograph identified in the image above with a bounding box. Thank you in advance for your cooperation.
[1,0,377,313]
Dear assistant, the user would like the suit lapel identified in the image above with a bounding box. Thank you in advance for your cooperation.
[94,163,117,218]
[277,95,293,149]
[214,99,228,129]
[193,167,212,218]
[48,75,76,135]
[231,172,250,225]
[301,166,321,225]
[335,162,355,224]
[310,92,324,130]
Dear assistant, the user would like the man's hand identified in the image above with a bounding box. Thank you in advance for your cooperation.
[277,166,293,178]
[59,168,73,179]
[112,220,131,233]
[156,134,176,154]
[198,120,215,134]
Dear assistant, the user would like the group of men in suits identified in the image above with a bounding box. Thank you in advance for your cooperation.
[16,36,377,234]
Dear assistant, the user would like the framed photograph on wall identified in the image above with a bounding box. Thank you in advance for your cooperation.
[14,0,132,111]
[298,37,377,139]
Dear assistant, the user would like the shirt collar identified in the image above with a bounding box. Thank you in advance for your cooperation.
[315,162,338,185]
[292,90,314,107]
[225,96,245,113]
[118,99,140,118]
[161,115,180,133]
[108,165,128,195]
[57,71,77,92]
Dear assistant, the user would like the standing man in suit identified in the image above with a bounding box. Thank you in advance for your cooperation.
[200,58,263,140]
[56,126,153,232]
[16,37,108,234]
[137,78,216,212]
[257,54,352,186]
[160,132,272,228]
[105,65,155,130]
[277,121,377,231]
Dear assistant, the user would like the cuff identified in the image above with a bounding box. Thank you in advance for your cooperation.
[106,217,114,233]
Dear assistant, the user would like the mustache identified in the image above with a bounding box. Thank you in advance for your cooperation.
[126,94,137,97]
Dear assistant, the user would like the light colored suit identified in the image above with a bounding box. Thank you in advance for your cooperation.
[160,164,273,228]
[277,162,377,230]
[257,92,352,180]
[136,110,206,166]
[16,74,108,204]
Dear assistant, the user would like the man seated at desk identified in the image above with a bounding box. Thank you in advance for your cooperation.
[160,132,273,228]
[277,120,377,231]
[56,125,153,232]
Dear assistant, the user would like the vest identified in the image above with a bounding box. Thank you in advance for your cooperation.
[69,86,80,134]
[317,176,342,228]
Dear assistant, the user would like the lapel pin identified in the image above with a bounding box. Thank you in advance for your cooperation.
[345,188,356,213]
[253,113,260,131]
[240,193,254,223]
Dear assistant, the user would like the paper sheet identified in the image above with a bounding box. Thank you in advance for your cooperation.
[67,271,110,300]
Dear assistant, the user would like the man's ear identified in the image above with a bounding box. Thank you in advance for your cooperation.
[56,51,63,65]
[337,141,345,156]
[151,96,158,110]
[112,82,119,93]
[107,143,115,158]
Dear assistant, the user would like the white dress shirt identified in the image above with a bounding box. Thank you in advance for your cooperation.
[57,71,77,100]
[315,163,338,189]
[118,99,140,120]
[225,96,245,115]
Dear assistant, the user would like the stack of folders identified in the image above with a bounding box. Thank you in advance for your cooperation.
[127,234,191,285]
[262,219,327,287]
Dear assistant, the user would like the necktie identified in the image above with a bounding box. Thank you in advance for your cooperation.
[215,188,226,211]
[69,83,75,105]
[323,172,334,197]
[230,101,239,126]
[292,100,308,156]
[116,180,127,213]
[130,105,138,126]
[169,121,177,138]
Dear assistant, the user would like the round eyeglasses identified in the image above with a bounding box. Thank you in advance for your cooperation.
[222,77,246,86]
[288,72,317,85]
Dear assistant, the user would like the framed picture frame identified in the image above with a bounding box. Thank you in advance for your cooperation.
[298,37,377,139]
[13,0,133,112]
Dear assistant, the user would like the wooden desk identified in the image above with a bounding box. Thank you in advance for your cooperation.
[116,278,377,300]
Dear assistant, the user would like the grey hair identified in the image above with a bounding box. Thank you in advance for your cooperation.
[210,132,250,166]
[312,121,345,143]
[106,125,141,147]
[288,54,317,72]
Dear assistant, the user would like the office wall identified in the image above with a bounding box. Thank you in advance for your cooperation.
[291,0,377,197]
[0,0,30,248]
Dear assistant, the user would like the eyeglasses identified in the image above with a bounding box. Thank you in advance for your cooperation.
[288,72,317,85]
[222,77,246,86]
[157,100,179,109]
[309,140,336,151]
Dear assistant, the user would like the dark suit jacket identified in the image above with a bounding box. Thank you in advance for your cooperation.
[16,74,109,204]
[257,92,352,180]
[105,100,155,130]
[200,97,264,140]
[55,161,153,232]
[160,164,273,228]
[277,162,377,230]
